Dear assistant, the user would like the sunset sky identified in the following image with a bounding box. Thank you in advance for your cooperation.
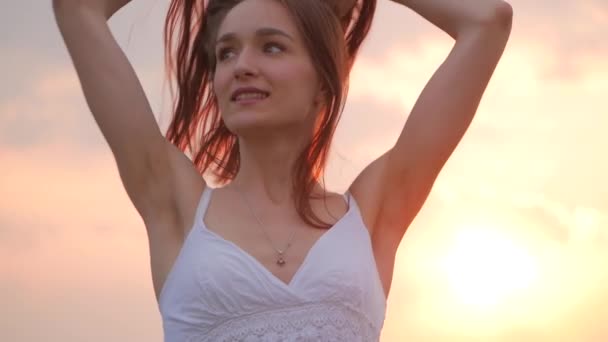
[1,1,607,341]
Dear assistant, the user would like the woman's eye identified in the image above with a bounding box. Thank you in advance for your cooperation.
[217,48,234,61]
[216,43,283,61]
[264,43,284,54]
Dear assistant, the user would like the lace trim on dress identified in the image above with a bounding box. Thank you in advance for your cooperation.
[202,301,379,342]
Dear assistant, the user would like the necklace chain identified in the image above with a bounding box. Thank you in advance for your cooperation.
[234,186,296,266]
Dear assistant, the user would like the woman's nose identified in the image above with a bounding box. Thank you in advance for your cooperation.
[233,48,259,79]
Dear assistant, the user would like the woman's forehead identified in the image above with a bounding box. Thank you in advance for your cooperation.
[217,0,298,39]
[216,27,296,47]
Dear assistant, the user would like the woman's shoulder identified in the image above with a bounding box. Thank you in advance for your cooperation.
[309,189,350,226]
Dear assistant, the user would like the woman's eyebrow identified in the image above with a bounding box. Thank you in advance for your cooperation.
[216,27,295,45]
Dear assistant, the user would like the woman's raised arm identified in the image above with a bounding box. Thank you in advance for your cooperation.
[53,0,180,222]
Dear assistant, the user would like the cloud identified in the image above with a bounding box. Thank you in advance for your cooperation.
[505,0,608,82]
[0,66,101,149]
[0,145,144,253]
[0,148,159,342]
[367,0,608,83]
[512,1,608,51]
[0,1,172,151]
[0,56,171,152]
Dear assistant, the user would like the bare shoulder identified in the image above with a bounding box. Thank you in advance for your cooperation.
[348,150,391,235]
[296,188,349,227]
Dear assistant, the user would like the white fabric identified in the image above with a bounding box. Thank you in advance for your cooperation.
[158,187,387,341]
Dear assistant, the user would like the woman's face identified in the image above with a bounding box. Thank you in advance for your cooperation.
[213,0,322,136]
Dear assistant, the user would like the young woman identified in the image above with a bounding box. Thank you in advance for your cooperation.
[53,0,512,340]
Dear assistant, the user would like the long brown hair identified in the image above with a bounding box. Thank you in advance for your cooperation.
[163,0,377,228]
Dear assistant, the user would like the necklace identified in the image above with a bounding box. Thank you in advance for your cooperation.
[234,186,297,267]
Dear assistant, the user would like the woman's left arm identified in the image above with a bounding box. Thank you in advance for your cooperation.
[350,0,513,256]
[385,0,514,177]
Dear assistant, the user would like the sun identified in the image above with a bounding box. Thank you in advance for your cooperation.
[439,224,540,312]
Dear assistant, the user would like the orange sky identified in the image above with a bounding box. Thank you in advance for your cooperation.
[1,1,607,341]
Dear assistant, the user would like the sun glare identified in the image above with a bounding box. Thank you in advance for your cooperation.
[440,225,540,312]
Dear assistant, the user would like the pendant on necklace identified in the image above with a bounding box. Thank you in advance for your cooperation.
[277,254,286,266]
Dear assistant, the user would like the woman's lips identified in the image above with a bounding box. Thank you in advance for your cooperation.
[233,94,270,106]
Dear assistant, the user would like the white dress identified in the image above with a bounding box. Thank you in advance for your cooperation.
[158,187,387,341]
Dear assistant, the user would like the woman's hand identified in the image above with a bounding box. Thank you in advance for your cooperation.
[388,0,512,38]
[52,0,132,20]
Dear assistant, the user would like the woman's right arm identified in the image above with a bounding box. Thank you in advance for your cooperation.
[53,1,181,224]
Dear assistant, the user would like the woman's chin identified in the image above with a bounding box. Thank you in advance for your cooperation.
[225,115,304,137]
[224,114,273,134]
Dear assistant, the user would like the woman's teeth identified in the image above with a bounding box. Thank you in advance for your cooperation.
[235,92,269,101]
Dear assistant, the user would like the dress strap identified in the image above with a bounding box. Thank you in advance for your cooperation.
[343,191,351,207]
[193,186,214,227]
